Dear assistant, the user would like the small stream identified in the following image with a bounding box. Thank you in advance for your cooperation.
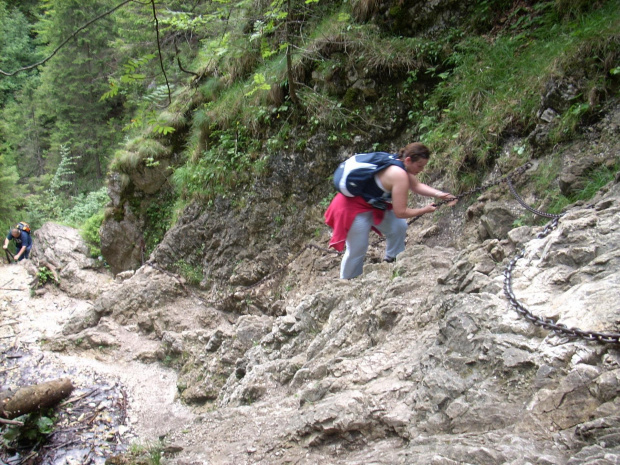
[0,264,193,465]
[1,322,130,464]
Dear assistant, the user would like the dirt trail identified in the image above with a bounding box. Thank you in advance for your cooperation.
[0,261,194,462]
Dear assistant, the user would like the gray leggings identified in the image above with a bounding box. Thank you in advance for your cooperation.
[340,210,407,279]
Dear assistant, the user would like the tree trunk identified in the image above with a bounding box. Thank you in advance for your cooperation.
[0,378,73,420]
[30,107,45,177]
[286,0,298,105]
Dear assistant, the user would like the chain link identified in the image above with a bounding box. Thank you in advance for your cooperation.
[506,173,563,219]
[503,214,620,344]
[147,163,536,302]
[408,162,533,225]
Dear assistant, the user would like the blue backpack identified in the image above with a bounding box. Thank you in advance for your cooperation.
[333,152,404,208]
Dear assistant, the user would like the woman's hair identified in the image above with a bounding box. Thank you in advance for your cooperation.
[398,142,430,162]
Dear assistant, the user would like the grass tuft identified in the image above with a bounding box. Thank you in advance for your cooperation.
[418,1,620,192]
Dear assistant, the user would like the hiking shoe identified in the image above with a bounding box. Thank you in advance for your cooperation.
[383,257,395,263]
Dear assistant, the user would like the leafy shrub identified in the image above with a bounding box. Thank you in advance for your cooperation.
[144,191,175,254]
[37,266,56,286]
[2,411,55,450]
[172,126,262,202]
[80,210,105,258]
[175,259,203,286]
[64,187,109,227]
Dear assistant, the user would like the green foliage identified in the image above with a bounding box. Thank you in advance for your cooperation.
[143,191,175,254]
[80,210,104,258]
[535,159,619,216]
[469,0,514,32]
[175,260,203,286]
[126,440,164,465]
[417,1,620,188]
[575,164,618,200]
[199,77,225,102]
[111,138,171,174]
[110,149,142,173]
[45,144,78,219]
[49,144,77,194]
[0,143,19,226]
[123,104,177,136]
[21,183,107,241]
[37,266,56,285]
[0,0,618,256]
[245,73,272,96]
[100,54,157,101]
[533,156,562,193]
[0,3,40,105]
[391,267,401,280]
[2,411,56,450]
[554,0,594,19]
[548,102,591,144]
[32,0,126,186]
[318,193,335,209]
[63,187,110,227]
[172,125,264,202]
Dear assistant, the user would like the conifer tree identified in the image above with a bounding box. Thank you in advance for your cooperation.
[33,0,124,187]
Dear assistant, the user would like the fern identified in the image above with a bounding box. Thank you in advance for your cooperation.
[100,54,156,102]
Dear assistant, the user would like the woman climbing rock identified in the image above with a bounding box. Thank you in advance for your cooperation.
[325,142,457,279]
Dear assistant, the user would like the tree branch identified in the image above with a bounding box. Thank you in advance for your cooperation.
[0,0,135,77]
[151,0,172,105]
[177,56,200,77]
[0,418,24,426]
[174,44,199,77]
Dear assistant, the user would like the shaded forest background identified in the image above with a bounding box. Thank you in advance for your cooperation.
[0,0,618,261]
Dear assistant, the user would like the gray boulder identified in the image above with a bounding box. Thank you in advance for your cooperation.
[31,222,113,300]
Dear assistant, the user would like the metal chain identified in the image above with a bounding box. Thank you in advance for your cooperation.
[408,162,533,225]
[506,174,563,219]
[192,162,536,300]
[145,162,535,299]
[503,199,620,344]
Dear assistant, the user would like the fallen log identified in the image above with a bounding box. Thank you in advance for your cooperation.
[0,378,73,420]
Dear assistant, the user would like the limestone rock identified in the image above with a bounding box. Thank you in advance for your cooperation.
[30,222,113,300]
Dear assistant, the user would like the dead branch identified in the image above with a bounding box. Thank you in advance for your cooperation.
[0,378,74,420]
[0,417,24,426]
[0,366,19,374]
[60,389,97,407]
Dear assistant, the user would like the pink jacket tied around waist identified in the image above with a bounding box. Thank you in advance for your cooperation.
[324,193,391,252]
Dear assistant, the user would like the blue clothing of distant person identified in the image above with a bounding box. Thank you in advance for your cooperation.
[4,228,32,261]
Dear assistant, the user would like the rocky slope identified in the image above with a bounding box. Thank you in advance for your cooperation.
[24,100,618,463]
